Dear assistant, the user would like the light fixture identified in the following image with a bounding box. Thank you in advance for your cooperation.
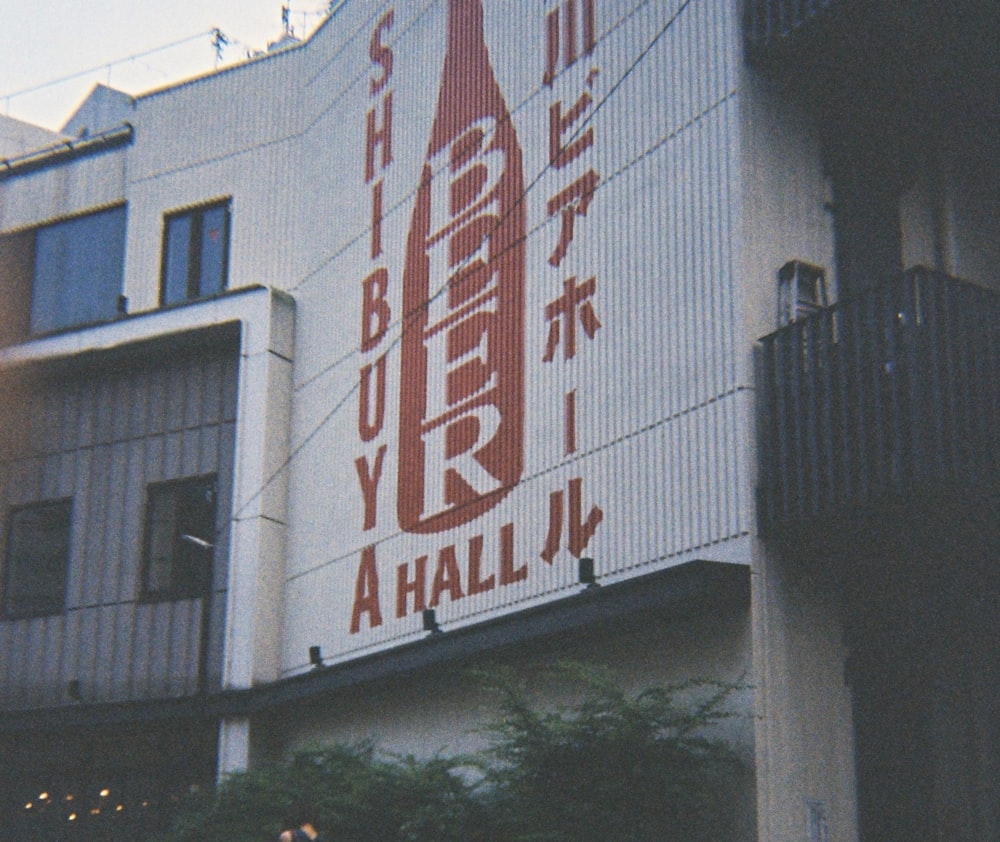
[422,608,441,634]
[180,533,213,549]
[578,557,599,588]
[308,645,324,668]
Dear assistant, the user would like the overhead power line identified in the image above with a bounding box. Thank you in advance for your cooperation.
[1,31,217,103]
[231,0,698,525]
[2,5,339,122]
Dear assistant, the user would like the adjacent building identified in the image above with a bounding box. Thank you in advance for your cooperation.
[1,1,996,840]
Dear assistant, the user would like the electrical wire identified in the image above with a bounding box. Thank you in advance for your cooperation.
[279,86,741,583]
[1,31,215,101]
[291,0,668,391]
[231,0,697,526]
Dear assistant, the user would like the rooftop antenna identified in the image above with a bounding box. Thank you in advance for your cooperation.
[211,28,230,66]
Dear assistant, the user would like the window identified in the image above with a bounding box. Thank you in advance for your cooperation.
[0,228,34,346]
[160,200,230,305]
[32,206,127,334]
[0,206,126,342]
[2,500,72,618]
[142,476,216,601]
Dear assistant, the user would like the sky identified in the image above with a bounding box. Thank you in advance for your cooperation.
[0,0,333,132]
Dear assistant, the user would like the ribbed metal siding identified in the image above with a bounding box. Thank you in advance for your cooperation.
[277,0,752,669]
[0,151,127,233]
[125,45,308,313]
[0,339,238,710]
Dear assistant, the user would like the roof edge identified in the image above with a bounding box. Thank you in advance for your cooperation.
[0,123,132,181]
[0,560,750,733]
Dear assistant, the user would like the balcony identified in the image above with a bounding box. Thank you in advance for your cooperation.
[743,0,838,50]
[744,1,1000,133]
[756,267,1000,538]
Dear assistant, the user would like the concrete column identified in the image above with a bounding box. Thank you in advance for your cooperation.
[751,539,859,842]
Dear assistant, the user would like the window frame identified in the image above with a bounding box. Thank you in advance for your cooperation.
[0,227,35,346]
[31,204,128,334]
[140,475,218,603]
[158,198,231,307]
[1,498,73,620]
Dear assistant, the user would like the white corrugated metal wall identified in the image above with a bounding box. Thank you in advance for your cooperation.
[88,0,753,675]
[269,0,752,670]
[0,343,238,708]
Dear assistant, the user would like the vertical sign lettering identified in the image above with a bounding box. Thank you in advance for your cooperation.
[540,0,604,564]
[347,2,609,637]
[352,9,396,632]
[398,0,526,534]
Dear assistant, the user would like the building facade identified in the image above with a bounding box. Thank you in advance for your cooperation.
[0,1,996,840]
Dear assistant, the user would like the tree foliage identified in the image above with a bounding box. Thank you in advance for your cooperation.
[479,664,752,841]
[158,667,752,842]
[156,742,487,842]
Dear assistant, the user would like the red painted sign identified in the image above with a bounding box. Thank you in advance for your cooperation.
[398,0,526,534]
[349,1,606,637]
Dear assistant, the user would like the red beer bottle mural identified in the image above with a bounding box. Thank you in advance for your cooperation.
[399,0,526,534]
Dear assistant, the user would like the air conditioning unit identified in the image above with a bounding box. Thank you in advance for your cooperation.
[777,260,828,326]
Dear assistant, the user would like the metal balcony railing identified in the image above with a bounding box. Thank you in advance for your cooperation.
[757,267,1000,535]
[744,0,837,48]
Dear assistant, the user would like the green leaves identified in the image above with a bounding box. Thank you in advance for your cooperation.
[478,664,752,842]
[157,742,490,842]
[158,666,752,842]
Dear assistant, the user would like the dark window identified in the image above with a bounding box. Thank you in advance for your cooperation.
[142,476,216,601]
[0,206,126,340]
[0,229,34,346]
[2,499,72,618]
[160,201,230,305]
